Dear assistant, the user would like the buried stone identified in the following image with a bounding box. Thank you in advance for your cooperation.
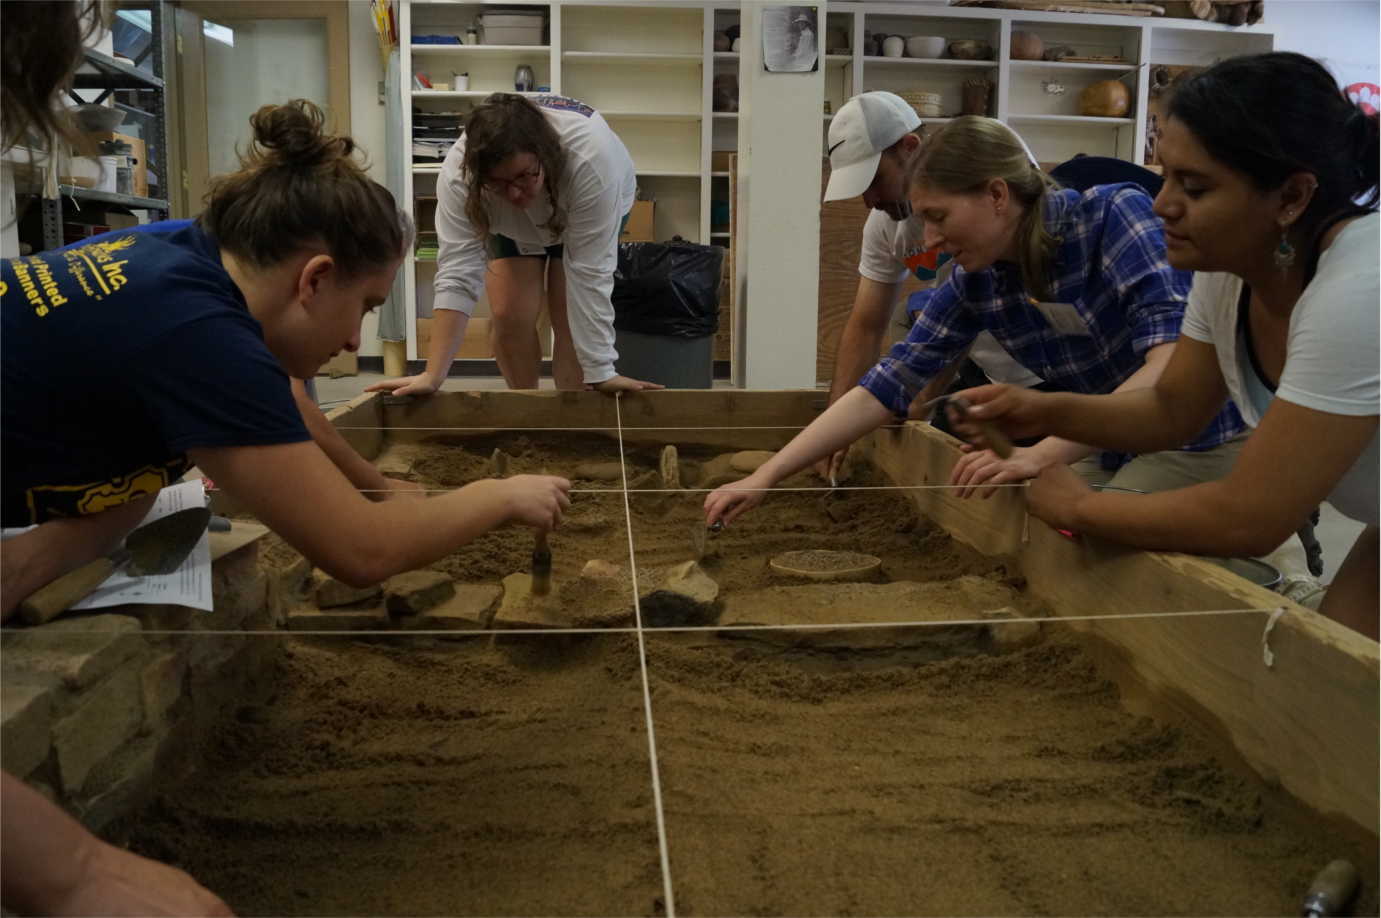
[639,561,720,627]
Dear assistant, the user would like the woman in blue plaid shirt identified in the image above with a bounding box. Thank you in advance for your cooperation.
[705,117,1245,521]
[949,54,1378,638]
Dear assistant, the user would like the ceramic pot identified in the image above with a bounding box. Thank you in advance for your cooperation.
[962,78,993,116]
[1010,30,1044,61]
[882,35,904,58]
[947,39,991,60]
[1079,79,1131,117]
[714,31,731,52]
[731,37,741,52]
[905,35,945,59]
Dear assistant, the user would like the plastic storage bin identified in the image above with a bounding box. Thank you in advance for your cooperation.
[480,12,544,45]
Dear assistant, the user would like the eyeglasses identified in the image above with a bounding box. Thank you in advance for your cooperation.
[484,163,542,195]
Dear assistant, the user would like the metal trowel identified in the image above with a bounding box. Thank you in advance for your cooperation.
[18,506,213,626]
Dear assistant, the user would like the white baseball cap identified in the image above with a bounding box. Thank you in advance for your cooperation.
[823,91,921,203]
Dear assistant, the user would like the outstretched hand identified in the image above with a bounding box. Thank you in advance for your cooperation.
[945,384,1050,450]
[704,474,769,528]
[949,444,1050,499]
[590,375,665,395]
[364,374,442,398]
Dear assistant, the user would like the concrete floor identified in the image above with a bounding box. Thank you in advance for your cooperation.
[313,371,1366,585]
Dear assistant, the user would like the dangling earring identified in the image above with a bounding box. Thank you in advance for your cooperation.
[1273,226,1296,272]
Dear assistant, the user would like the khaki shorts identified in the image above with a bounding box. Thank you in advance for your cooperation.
[1072,434,1312,576]
[1071,434,1248,493]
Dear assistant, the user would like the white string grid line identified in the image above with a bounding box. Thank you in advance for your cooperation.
[2,606,1288,639]
[203,483,1033,496]
[613,394,678,918]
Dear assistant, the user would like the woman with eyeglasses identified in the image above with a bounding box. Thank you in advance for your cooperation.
[370,93,663,395]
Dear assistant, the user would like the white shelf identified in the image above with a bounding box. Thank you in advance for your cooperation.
[1010,59,1137,73]
[412,164,444,173]
[636,170,700,178]
[824,54,852,64]
[410,44,551,54]
[862,56,997,69]
[1008,114,1136,126]
[563,51,701,65]
[713,51,738,60]
[711,171,730,178]
[712,112,738,120]
[600,111,701,122]
[412,90,543,99]
[710,231,730,238]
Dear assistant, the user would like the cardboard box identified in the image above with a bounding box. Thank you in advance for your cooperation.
[83,131,148,197]
[320,350,358,378]
[621,200,655,242]
[711,151,734,173]
[418,316,492,360]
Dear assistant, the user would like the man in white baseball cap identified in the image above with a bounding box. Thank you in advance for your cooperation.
[818,91,1039,482]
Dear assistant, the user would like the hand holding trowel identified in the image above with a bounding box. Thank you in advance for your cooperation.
[17,506,212,626]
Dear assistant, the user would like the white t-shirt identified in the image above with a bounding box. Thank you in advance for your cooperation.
[1181,213,1379,526]
[433,96,637,384]
[859,208,1042,387]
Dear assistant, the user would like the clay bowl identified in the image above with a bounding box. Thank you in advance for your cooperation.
[905,35,946,59]
[769,549,882,583]
[947,39,992,60]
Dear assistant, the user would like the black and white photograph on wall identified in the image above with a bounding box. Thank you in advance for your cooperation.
[762,5,818,73]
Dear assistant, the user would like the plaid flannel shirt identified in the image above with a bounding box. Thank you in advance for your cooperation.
[860,183,1245,452]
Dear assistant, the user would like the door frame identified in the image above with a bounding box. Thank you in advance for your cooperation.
[174,0,351,216]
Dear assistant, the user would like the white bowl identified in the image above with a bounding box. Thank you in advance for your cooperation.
[905,35,946,59]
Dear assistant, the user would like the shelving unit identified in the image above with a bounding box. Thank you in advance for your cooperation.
[13,2,172,254]
[392,0,1272,374]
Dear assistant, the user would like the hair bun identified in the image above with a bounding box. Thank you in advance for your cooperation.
[250,99,354,167]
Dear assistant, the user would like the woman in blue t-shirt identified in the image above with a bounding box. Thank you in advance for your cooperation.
[1,101,571,621]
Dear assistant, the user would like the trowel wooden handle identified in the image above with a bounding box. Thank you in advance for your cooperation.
[18,551,127,626]
[975,419,1015,459]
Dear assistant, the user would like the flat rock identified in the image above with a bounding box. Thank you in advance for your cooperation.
[492,572,569,629]
[659,445,682,489]
[314,575,382,609]
[573,461,624,482]
[375,454,416,479]
[695,454,741,489]
[718,576,1018,651]
[981,605,1042,651]
[287,608,388,631]
[4,615,143,690]
[385,570,456,616]
[404,584,502,630]
[730,450,775,473]
[581,559,625,580]
[639,561,719,627]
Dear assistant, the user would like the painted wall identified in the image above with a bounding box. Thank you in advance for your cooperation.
[1265,0,1379,85]
[349,0,392,358]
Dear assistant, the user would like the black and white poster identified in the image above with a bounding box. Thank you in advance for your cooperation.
[762,6,818,73]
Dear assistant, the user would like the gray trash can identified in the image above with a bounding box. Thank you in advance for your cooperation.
[612,239,723,388]
[614,329,714,388]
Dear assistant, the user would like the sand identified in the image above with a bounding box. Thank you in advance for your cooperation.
[121,435,1379,916]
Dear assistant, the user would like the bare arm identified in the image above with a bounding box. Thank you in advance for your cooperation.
[291,378,396,497]
[1034,398,1376,558]
[706,387,893,525]
[189,440,569,587]
[826,277,900,405]
[2,771,233,916]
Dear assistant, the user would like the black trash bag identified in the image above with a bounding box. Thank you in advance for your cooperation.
[612,238,724,338]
